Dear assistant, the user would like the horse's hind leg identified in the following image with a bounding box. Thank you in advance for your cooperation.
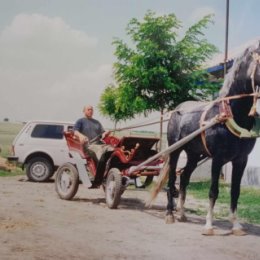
[165,150,181,224]
[230,157,248,236]
[178,153,200,222]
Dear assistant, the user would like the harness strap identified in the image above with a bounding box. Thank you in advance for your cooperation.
[200,108,212,157]
[200,100,234,156]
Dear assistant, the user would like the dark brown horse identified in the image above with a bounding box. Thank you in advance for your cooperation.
[153,41,260,235]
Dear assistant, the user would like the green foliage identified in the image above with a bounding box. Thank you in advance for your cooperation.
[0,122,23,157]
[188,181,260,224]
[99,10,219,122]
[0,169,24,177]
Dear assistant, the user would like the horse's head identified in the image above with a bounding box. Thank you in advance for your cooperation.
[220,40,260,117]
[237,43,260,86]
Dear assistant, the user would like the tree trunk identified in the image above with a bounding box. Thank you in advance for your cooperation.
[159,108,163,151]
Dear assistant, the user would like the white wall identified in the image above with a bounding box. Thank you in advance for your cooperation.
[224,139,260,186]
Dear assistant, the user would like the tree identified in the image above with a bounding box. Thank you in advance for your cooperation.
[98,84,129,128]
[99,11,219,148]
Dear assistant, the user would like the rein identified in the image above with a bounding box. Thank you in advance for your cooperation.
[110,92,260,134]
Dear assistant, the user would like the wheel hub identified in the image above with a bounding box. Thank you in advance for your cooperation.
[32,163,46,177]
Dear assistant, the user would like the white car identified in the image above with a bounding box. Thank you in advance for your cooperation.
[8,120,74,182]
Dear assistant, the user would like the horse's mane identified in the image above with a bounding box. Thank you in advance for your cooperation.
[219,39,260,97]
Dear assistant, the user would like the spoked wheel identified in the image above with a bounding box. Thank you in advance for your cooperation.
[55,163,79,200]
[105,168,123,209]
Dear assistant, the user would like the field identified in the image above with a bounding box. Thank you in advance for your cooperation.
[0,122,24,157]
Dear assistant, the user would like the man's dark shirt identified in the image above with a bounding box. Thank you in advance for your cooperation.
[74,117,104,143]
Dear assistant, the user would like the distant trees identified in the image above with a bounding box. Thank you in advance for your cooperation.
[3,118,9,122]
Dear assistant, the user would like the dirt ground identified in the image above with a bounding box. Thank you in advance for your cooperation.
[0,175,260,260]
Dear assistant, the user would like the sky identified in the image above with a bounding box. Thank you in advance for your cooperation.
[0,0,259,131]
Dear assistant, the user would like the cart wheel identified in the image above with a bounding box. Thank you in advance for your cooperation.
[135,176,154,188]
[55,163,79,200]
[105,168,122,209]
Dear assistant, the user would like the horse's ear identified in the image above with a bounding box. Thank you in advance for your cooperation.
[243,47,252,57]
[257,40,260,49]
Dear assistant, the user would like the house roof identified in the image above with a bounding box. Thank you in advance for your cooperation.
[205,38,260,78]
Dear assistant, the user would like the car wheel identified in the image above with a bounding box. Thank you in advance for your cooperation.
[26,157,54,182]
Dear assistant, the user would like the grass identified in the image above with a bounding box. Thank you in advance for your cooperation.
[187,180,260,224]
[0,122,25,177]
[0,122,24,157]
[0,169,24,177]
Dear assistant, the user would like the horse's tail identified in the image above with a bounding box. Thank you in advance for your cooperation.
[145,156,170,207]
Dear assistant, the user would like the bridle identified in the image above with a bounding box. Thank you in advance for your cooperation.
[200,52,260,156]
[248,52,260,116]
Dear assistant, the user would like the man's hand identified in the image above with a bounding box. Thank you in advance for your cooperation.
[79,135,88,145]
[102,130,111,139]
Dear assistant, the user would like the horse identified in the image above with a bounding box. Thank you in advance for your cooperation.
[150,40,260,235]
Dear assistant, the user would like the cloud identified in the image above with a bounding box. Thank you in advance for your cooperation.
[0,14,113,124]
[0,13,98,72]
[190,6,216,22]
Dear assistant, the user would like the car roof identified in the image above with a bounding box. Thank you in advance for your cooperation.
[25,120,74,125]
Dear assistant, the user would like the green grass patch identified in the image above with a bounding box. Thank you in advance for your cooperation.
[0,122,24,157]
[0,169,24,177]
[187,180,260,224]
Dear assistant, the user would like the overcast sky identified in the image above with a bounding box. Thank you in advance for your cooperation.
[0,0,259,130]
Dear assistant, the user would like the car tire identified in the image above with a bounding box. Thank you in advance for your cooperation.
[26,157,54,182]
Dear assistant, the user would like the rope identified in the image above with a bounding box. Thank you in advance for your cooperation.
[108,92,260,133]
[111,118,170,132]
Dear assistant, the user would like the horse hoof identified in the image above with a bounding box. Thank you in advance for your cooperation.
[232,229,247,236]
[202,228,214,236]
[178,215,187,222]
[165,214,175,224]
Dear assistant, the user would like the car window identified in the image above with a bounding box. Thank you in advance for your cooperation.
[31,124,64,139]
[67,125,74,132]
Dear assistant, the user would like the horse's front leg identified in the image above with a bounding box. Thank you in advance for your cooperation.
[230,157,248,236]
[203,158,223,235]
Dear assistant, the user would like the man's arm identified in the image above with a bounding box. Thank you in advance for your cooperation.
[74,130,88,144]
[101,130,111,139]
[73,119,88,144]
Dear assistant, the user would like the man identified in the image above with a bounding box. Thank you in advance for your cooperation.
[74,105,110,164]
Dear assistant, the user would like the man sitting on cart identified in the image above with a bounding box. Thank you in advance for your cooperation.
[73,105,111,167]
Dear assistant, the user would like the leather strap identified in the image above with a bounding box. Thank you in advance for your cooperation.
[200,108,212,157]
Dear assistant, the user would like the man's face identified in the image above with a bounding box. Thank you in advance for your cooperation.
[84,106,93,118]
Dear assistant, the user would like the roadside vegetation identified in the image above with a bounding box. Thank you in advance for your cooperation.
[0,121,23,157]
[187,180,260,224]
[0,169,24,177]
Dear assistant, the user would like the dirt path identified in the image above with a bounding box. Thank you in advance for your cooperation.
[0,176,259,260]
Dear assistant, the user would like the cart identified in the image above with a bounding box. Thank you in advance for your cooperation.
[55,131,163,209]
